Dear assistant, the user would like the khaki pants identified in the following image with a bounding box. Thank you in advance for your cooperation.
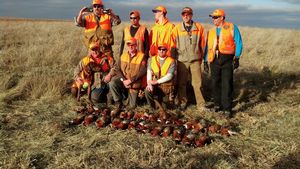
[109,76,138,109]
[177,61,205,107]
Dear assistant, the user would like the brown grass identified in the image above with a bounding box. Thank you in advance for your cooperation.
[0,19,300,169]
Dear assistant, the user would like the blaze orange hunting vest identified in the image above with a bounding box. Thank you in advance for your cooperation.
[84,13,112,33]
[82,55,113,73]
[151,56,174,78]
[120,52,145,89]
[149,19,174,57]
[207,22,235,63]
[150,55,175,91]
[123,25,146,53]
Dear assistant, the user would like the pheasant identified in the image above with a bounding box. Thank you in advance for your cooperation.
[101,108,111,117]
[150,126,163,137]
[162,126,173,138]
[181,132,196,146]
[69,113,86,125]
[128,120,138,130]
[118,119,129,130]
[111,118,122,129]
[95,116,110,128]
[194,134,211,147]
[83,114,97,126]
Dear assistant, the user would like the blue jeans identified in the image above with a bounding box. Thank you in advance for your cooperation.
[91,84,109,104]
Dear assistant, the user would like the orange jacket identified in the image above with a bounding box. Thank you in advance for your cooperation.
[123,25,146,54]
[207,22,235,63]
[149,18,174,57]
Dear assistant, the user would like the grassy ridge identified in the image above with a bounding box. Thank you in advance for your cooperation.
[0,20,299,169]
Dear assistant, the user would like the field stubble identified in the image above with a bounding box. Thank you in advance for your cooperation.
[0,20,299,169]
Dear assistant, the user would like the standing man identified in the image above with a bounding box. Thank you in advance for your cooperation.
[149,6,174,57]
[119,10,149,58]
[73,42,115,104]
[145,44,176,110]
[109,38,147,112]
[171,7,206,110]
[204,9,243,118]
[76,0,121,56]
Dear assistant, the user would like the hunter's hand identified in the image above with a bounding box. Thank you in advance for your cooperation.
[104,74,111,83]
[146,84,153,92]
[123,79,132,88]
[76,77,84,85]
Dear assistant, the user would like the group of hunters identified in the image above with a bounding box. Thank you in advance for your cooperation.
[72,0,243,118]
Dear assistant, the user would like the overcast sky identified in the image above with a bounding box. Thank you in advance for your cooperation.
[1,0,300,29]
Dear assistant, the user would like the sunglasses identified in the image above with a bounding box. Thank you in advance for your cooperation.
[158,48,167,51]
[130,17,138,20]
[93,5,103,9]
[212,16,221,19]
[127,43,137,46]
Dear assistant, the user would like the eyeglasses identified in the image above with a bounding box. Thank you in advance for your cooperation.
[93,5,103,9]
[212,16,221,19]
[182,13,192,17]
[158,48,167,51]
[130,17,138,20]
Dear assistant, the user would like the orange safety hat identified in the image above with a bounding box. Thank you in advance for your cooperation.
[92,0,103,5]
[152,5,167,14]
[126,38,137,45]
[158,43,168,50]
[130,10,140,17]
[181,7,193,15]
[89,42,100,50]
[209,9,226,17]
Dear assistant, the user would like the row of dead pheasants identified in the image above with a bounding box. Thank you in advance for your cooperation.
[69,105,238,148]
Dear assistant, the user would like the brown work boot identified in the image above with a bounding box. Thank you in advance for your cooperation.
[111,102,122,118]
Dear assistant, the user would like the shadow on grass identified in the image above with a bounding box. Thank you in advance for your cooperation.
[233,67,299,112]
[202,66,299,113]
[272,151,300,169]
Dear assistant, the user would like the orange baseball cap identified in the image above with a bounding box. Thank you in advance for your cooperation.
[209,9,226,17]
[92,0,103,5]
[130,10,140,17]
[181,7,193,15]
[126,38,137,45]
[152,6,167,14]
[158,43,168,50]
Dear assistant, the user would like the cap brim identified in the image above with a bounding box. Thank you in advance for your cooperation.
[152,9,161,13]
[126,42,136,45]
[182,10,192,14]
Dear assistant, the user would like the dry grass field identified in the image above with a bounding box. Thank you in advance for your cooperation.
[0,19,300,169]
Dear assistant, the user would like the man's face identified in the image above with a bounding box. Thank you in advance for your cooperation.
[130,14,140,26]
[127,43,137,54]
[90,48,100,58]
[158,47,167,58]
[182,13,192,23]
[153,10,163,20]
[93,4,103,16]
[212,16,224,26]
